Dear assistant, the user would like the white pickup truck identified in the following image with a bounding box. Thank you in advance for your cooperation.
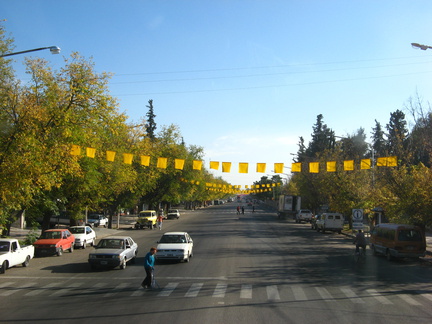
[0,238,35,274]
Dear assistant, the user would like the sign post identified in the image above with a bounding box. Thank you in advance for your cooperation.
[352,209,364,230]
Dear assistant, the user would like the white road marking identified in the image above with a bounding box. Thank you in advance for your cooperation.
[291,286,308,301]
[366,289,393,305]
[240,284,252,299]
[213,283,227,298]
[315,287,334,301]
[158,282,179,297]
[340,287,365,304]
[266,285,280,301]
[185,283,203,297]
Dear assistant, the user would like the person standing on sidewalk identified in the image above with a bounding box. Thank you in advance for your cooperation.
[142,247,157,288]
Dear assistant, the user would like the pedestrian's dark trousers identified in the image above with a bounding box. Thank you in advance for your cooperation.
[142,267,152,286]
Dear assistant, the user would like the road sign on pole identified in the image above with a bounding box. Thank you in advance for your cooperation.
[352,209,364,222]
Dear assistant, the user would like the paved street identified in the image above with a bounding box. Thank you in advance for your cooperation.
[1,204,432,323]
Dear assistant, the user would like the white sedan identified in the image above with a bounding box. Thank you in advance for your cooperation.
[69,226,96,249]
[156,232,193,262]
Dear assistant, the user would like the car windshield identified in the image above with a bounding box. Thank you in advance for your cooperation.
[88,215,101,220]
[0,241,10,252]
[168,210,177,213]
[159,235,187,244]
[40,231,62,239]
[96,239,124,249]
[69,227,85,234]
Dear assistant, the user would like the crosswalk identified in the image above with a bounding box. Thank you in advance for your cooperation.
[0,280,431,308]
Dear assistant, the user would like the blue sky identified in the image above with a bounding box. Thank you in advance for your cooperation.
[2,1,432,187]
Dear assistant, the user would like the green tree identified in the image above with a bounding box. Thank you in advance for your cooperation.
[146,99,157,140]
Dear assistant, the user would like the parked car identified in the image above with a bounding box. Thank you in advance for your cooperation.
[167,209,180,219]
[88,236,138,270]
[135,210,157,229]
[370,223,426,261]
[0,239,34,274]
[33,229,75,257]
[316,213,344,234]
[156,232,193,262]
[69,226,96,249]
[87,214,108,228]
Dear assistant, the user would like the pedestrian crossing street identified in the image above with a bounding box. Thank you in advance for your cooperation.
[1,280,432,307]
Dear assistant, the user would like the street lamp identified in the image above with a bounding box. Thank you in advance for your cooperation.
[0,46,61,58]
[411,43,432,51]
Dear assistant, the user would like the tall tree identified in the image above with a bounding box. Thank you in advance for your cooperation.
[305,114,335,158]
[145,99,157,140]
[386,109,409,164]
[371,119,387,158]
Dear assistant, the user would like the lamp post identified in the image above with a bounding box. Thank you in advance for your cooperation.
[0,46,61,58]
[411,43,432,50]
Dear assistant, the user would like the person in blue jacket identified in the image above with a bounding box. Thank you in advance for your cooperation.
[142,247,157,288]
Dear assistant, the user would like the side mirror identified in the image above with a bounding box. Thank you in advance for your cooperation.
[126,244,131,249]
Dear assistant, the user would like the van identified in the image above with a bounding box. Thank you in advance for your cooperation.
[370,223,426,261]
[316,213,344,234]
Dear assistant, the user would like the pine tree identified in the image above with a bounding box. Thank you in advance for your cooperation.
[145,99,157,140]
[371,119,387,157]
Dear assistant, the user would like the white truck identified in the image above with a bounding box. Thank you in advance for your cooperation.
[296,209,313,223]
[278,195,301,219]
[316,212,344,234]
[0,238,35,274]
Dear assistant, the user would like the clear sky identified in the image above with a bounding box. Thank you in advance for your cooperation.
[2,1,432,188]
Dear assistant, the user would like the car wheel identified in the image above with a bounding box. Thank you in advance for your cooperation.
[1,260,8,273]
[90,239,95,247]
[120,258,127,269]
[57,248,63,256]
[22,255,31,267]
[82,241,86,249]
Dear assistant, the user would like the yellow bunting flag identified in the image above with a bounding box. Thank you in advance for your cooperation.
[210,161,219,170]
[344,160,354,171]
[256,163,266,173]
[193,160,203,170]
[309,162,319,173]
[360,159,371,170]
[86,147,96,158]
[175,159,185,170]
[140,155,150,166]
[239,162,249,173]
[222,162,232,173]
[123,153,133,165]
[71,144,81,156]
[292,162,302,172]
[106,151,116,162]
[327,161,336,172]
[274,163,284,173]
[387,156,397,167]
[157,157,168,169]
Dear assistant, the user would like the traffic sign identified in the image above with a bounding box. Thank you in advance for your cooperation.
[352,209,363,221]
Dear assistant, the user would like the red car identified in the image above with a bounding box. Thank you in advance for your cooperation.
[33,229,75,257]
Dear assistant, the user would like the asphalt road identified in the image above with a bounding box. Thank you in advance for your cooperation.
[1,203,432,324]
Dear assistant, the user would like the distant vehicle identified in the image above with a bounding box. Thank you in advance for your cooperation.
[87,214,108,228]
[0,239,34,274]
[167,209,180,219]
[156,232,193,263]
[316,213,344,233]
[69,226,96,249]
[88,236,138,270]
[33,229,75,257]
[135,210,157,229]
[370,223,426,261]
[278,195,301,219]
[296,209,313,223]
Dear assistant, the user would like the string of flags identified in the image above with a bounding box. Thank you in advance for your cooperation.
[71,144,397,174]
